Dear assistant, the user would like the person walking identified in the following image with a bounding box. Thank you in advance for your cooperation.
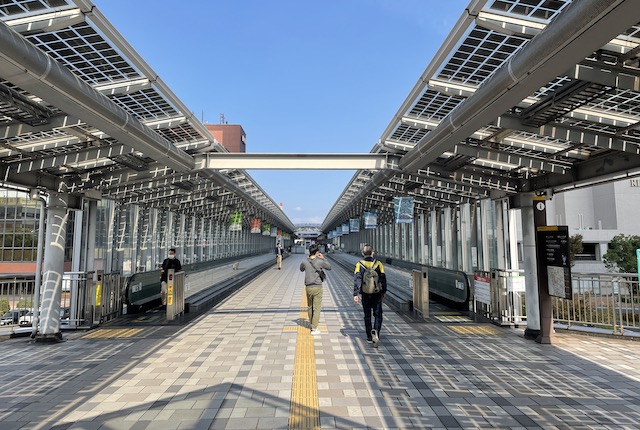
[353,244,387,347]
[299,244,331,335]
[275,242,284,269]
[160,248,182,308]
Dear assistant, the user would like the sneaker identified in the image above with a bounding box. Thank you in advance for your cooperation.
[366,337,373,343]
[371,329,379,348]
[310,328,320,335]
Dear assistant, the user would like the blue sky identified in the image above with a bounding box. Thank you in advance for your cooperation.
[94,0,469,225]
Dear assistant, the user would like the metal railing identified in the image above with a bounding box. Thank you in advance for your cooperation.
[471,270,640,335]
[0,275,35,330]
[0,271,121,332]
[473,269,526,326]
[553,273,639,334]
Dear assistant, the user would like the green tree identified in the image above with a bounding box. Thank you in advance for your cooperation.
[0,298,9,314]
[569,234,583,267]
[603,234,640,273]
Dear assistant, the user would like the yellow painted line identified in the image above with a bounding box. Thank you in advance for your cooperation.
[82,328,144,339]
[448,325,504,335]
[288,287,320,430]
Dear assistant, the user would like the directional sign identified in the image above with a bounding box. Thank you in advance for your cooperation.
[536,226,572,300]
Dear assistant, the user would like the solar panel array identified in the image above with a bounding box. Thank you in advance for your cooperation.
[0,0,294,232]
[322,0,640,232]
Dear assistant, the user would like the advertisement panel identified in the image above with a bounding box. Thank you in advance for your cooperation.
[364,212,377,229]
[250,218,261,234]
[229,211,242,232]
[394,197,414,224]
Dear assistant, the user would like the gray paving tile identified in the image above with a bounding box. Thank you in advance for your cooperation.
[2,254,640,430]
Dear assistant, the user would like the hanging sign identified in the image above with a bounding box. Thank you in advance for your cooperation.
[250,218,261,234]
[364,212,378,229]
[394,197,414,224]
[229,211,242,232]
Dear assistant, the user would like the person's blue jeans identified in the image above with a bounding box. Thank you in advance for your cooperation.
[362,292,383,337]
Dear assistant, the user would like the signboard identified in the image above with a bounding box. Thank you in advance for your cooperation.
[250,218,261,234]
[349,218,360,233]
[341,223,349,234]
[364,211,377,229]
[394,197,414,224]
[474,274,491,305]
[270,226,278,237]
[262,223,271,236]
[229,211,242,232]
[507,276,526,292]
[537,226,572,300]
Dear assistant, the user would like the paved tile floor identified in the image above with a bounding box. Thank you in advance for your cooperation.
[1,254,639,429]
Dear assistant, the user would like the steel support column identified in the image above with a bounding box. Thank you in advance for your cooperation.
[36,192,68,342]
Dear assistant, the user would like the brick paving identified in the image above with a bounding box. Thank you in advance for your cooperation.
[0,253,639,429]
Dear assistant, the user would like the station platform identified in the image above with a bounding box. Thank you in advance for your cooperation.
[1,254,640,429]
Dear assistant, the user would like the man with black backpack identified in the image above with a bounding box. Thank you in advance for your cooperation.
[353,244,387,347]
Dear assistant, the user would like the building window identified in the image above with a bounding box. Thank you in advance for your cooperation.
[575,242,597,261]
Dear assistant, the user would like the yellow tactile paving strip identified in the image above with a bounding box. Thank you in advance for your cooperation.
[433,314,473,323]
[448,325,504,335]
[288,288,320,430]
[82,328,144,339]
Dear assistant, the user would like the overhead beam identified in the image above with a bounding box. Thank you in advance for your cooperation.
[453,143,569,174]
[5,7,85,34]
[194,153,397,170]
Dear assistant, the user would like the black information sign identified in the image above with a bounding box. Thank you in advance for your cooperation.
[536,225,572,300]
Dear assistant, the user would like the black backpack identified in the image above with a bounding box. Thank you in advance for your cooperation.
[360,260,381,294]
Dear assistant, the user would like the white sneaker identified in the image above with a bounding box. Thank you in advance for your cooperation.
[310,328,321,335]
[371,329,379,348]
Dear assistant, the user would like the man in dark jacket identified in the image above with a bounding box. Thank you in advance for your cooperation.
[160,248,182,307]
[275,242,284,269]
[353,244,387,347]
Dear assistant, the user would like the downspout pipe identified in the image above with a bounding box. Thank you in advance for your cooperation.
[30,190,46,339]
[0,20,194,173]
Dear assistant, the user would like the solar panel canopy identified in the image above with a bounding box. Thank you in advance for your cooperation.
[322,0,640,232]
[1,1,639,237]
[0,0,295,232]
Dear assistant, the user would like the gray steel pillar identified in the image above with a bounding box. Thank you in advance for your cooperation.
[495,199,507,271]
[521,200,541,338]
[36,192,68,342]
[85,200,97,273]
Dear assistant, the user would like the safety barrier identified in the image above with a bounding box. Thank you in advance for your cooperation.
[0,271,121,333]
[553,273,639,335]
[412,268,429,319]
[166,269,185,321]
[472,269,526,326]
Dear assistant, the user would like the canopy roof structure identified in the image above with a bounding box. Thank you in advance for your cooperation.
[2,1,640,238]
[0,0,295,232]
[322,0,640,232]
